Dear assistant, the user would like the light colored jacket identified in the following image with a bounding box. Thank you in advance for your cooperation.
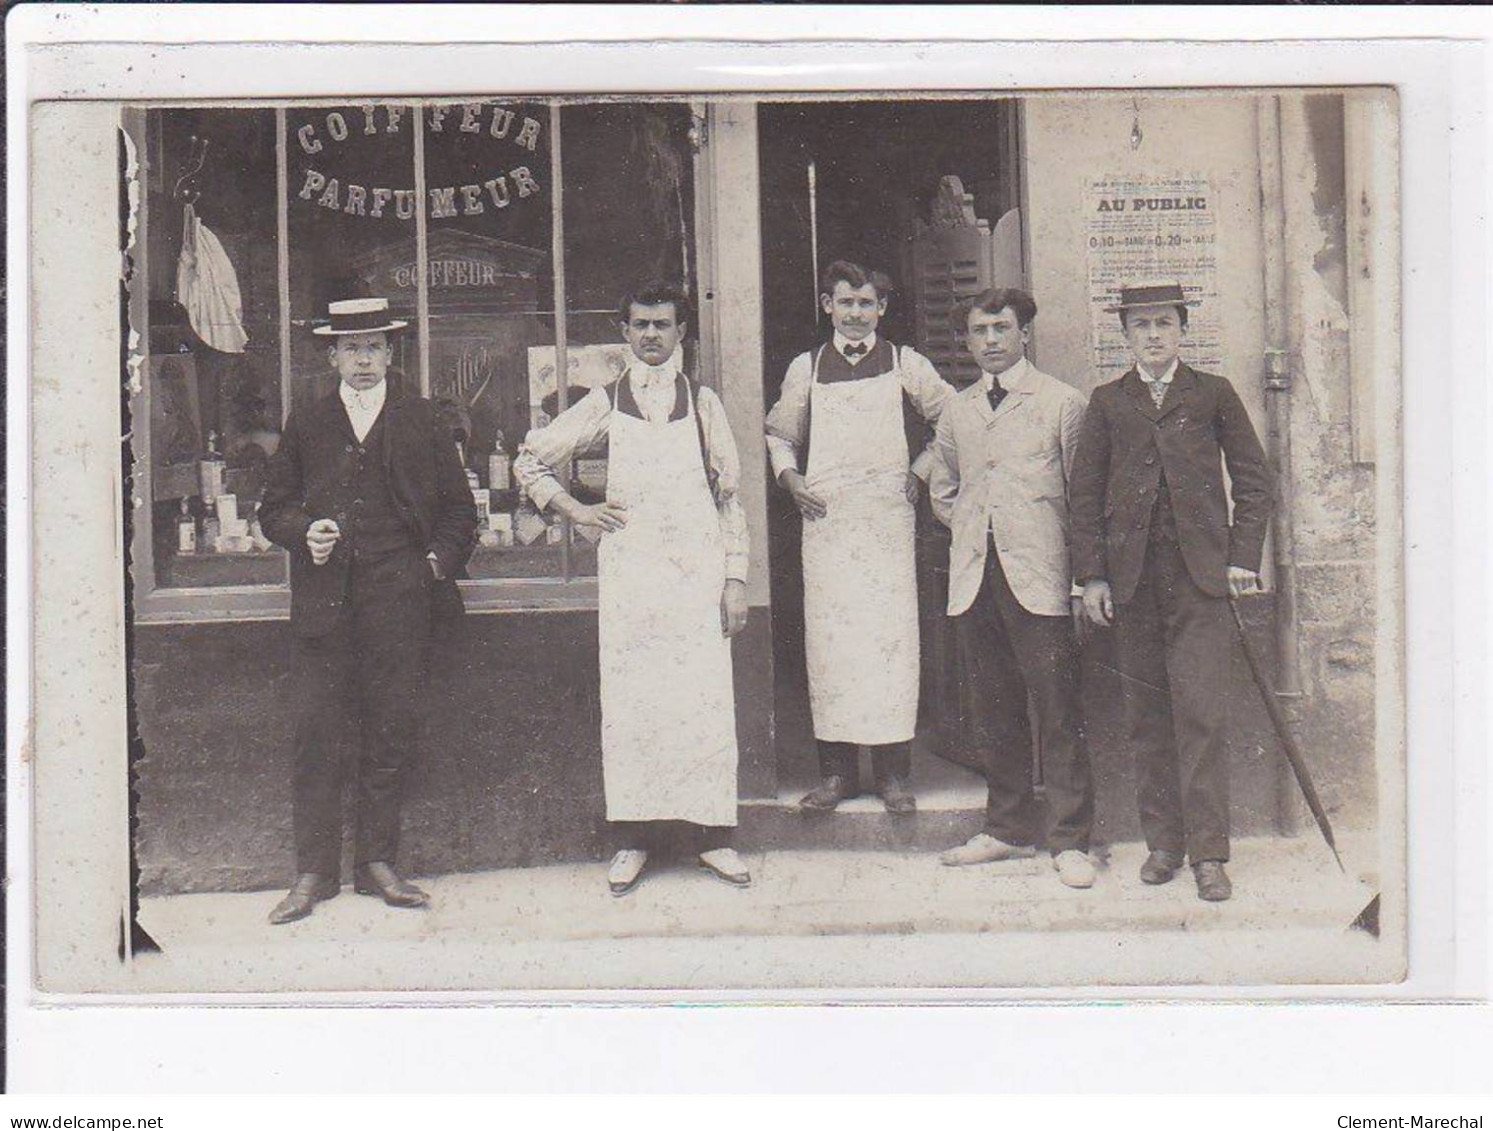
[929,360,1087,617]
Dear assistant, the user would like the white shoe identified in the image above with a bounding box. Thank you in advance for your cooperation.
[1053,849,1097,889]
[699,847,751,887]
[607,848,648,895]
[939,833,1037,867]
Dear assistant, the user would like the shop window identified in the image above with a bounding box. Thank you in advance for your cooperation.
[141,107,286,591]
[551,101,697,580]
[129,99,701,620]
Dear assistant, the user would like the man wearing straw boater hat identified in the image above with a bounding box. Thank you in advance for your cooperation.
[1068,281,1273,902]
[258,297,477,924]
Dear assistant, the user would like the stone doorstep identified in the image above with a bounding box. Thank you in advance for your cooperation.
[139,837,1379,957]
[746,736,994,851]
[739,782,989,852]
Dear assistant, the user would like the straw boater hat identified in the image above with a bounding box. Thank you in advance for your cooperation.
[313,297,408,336]
[1104,280,1202,314]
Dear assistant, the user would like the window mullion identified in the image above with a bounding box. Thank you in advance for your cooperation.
[275,106,292,589]
[412,100,432,396]
[549,101,572,581]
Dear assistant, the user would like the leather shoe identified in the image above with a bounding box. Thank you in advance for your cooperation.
[698,847,751,887]
[939,833,1036,867]
[798,774,859,813]
[879,776,917,815]
[1139,849,1186,886]
[353,861,429,908]
[1052,849,1097,889]
[1193,860,1233,902]
[607,848,648,896]
[268,873,339,925]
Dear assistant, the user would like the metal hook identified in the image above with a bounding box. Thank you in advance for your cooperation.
[172,135,210,202]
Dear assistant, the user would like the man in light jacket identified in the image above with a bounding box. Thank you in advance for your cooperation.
[928,287,1096,889]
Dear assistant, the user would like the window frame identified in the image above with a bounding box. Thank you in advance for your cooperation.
[128,98,714,624]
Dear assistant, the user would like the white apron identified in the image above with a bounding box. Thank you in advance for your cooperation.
[597,375,739,826]
[802,346,920,744]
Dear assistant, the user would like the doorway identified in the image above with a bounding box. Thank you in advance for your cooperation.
[756,98,1024,793]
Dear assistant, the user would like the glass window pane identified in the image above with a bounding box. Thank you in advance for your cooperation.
[286,102,420,414]
[415,100,567,580]
[145,107,286,589]
[557,101,699,579]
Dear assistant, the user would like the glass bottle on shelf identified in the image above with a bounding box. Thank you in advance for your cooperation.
[489,430,511,493]
[201,508,221,552]
[198,431,225,504]
[176,498,197,556]
[467,467,491,530]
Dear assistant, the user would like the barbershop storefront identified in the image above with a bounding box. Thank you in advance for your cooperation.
[127,93,1387,894]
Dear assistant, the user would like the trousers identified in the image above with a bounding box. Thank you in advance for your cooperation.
[610,820,734,856]
[1112,511,1233,863]
[816,739,912,784]
[290,551,432,876]
[955,536,1093,852]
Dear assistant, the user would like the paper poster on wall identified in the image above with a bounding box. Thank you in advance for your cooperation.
[525,343,632,428]
[1085,174,1223,379]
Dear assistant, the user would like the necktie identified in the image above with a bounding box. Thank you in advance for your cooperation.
[842,342,868,359]
[987,382,1007,412]
[1143,378,1167,409]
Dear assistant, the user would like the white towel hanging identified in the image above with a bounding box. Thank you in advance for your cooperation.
[176,203,247,354]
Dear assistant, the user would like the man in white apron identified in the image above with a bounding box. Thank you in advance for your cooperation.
[765,260,955,814]
[515,283,751,895]
[928,288,1097,890]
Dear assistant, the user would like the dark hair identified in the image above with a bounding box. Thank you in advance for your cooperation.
[618,282,692,327]
[819,259,894,301]
[1119,305,1189,331]
[955,287,1039,332]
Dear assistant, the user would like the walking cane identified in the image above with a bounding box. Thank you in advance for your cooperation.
[1229,596,1345,873]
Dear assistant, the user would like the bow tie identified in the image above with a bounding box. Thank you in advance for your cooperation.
[842,342,868,359]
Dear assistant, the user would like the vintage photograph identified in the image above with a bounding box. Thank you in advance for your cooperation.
[63,84,1401,993]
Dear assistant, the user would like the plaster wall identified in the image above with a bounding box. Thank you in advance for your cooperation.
[1023,91,1382,834]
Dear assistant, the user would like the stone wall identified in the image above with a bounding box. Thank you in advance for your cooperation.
[1275,92,1382,831]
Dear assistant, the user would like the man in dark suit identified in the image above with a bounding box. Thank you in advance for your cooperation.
[258,297,477,924]
[1069,282,1273,902]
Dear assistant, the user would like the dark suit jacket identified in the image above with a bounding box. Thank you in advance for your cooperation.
[1068,362,1273,604]
[259,377,478,637]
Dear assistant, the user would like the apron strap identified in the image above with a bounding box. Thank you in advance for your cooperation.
[683,375,721,505]
[803,343,829,472]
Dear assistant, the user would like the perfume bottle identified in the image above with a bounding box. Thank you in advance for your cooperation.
[198,431,225,503]
[489,430,512,492]
[176,498,197,555]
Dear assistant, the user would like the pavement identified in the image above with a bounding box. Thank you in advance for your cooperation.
[131,834,1398,996]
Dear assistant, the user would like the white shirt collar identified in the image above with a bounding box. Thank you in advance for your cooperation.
[1138,358,1180,385]
[980,355,1030,394]
[629,349,682,386]
[339,378,387,412]
[833,330,877,361]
